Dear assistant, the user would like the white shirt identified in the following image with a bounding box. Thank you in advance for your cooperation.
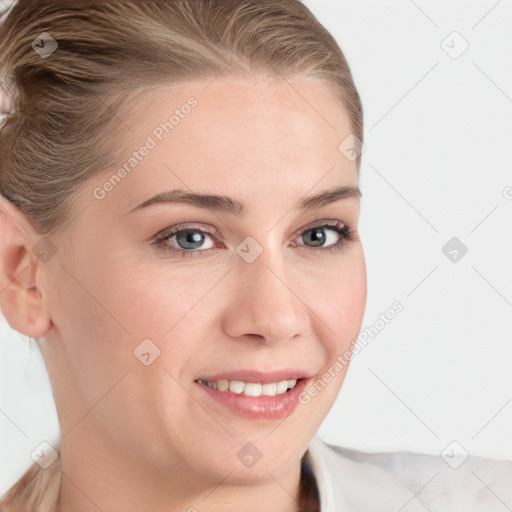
[307,435,512,511]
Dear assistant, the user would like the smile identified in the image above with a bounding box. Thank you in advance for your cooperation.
[196,378,298,397]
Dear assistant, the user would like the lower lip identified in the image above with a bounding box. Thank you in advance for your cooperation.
[194,378,311,420]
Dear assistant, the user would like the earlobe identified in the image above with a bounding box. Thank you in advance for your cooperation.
[0,195,52,338]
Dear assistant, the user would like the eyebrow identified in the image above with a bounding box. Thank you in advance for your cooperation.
[127,185,361,216]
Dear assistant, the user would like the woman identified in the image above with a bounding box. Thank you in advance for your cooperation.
[1,1,511,511]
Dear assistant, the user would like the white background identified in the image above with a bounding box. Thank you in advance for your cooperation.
[1,0,512,495]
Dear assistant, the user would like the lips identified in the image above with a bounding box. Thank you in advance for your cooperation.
[193,375,312,420]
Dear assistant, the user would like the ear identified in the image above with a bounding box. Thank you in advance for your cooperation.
[0,195,52,338]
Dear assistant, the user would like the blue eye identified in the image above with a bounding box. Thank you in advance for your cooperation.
[152,220,353,258]
[292,220,353,254]
[152,225,217,257]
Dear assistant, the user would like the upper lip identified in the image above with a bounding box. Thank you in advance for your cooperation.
[196,369,313,384]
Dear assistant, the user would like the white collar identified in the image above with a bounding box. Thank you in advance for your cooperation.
[306,435,336,512]
[306,435,429,512]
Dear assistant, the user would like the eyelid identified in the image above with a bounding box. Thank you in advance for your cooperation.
[152,222,217,241]
[296,218,345,233]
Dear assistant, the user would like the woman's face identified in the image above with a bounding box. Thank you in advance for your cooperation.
[40,76,366,488]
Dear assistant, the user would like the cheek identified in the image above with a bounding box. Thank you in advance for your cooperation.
[300,252,366,410]
[312,249,367,348]
[101,261,227,340]
[46,249,165,386]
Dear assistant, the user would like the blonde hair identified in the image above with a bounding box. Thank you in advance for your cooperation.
[0,0,363,510]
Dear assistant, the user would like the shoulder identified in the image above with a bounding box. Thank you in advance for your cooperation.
[308,436,512,512]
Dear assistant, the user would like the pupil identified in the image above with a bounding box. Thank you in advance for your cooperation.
[178,231,204,249]
[306,228,325,247]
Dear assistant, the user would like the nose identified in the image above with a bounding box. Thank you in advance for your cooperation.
[221,247,311,345]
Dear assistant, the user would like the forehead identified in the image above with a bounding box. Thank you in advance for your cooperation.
[89,76,358,215]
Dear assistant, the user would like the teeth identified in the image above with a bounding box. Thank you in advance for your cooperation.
[276,380,288,394]
[198,378,298,396]
[243,382,261,396]
[217,379,229,391]
[229,380,245,394]
[261,382,277,396]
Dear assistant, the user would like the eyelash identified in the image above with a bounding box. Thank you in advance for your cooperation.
[151,220,354,258]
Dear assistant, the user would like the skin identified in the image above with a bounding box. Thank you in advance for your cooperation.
[0,76,366,512]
